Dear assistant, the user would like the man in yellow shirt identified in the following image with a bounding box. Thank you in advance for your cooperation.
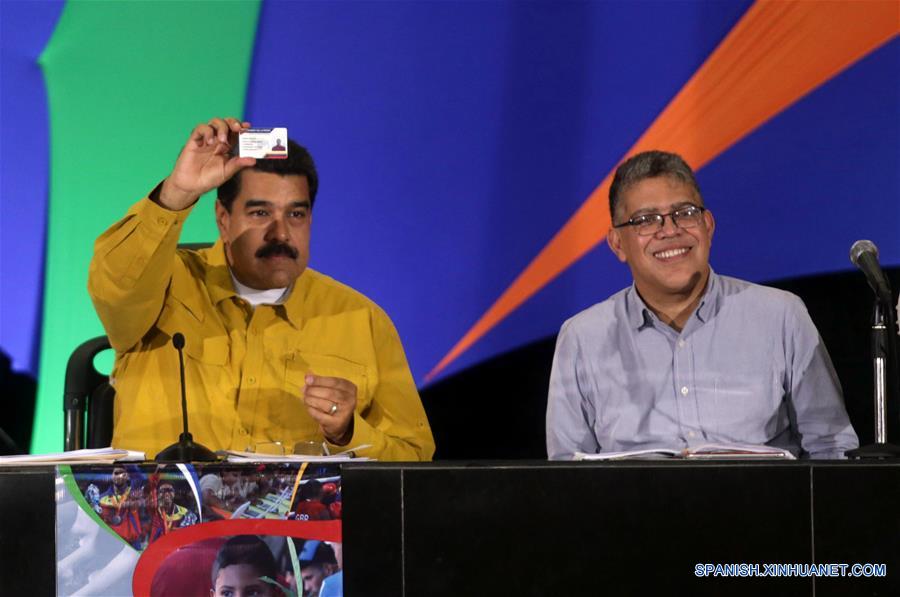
[89,117,434,460]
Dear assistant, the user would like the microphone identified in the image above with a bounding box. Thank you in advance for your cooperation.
[846,240,900,459]
[850,240,893,304]
[155,332,218,462]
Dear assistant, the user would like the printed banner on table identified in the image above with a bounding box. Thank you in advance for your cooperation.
[55,462,343,596]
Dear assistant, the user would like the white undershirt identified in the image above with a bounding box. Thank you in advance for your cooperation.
[230,271,290,307]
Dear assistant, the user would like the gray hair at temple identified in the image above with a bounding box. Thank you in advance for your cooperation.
[608,150,703,222]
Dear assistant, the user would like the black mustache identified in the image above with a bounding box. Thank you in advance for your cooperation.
[256,242,299,259]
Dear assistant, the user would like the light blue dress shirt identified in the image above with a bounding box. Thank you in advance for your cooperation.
[546,270,859,459]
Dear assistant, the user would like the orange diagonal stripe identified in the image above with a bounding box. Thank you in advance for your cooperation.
[427,0,899,381]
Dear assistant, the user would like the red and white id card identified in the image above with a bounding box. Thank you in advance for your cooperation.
[239,127,288,159]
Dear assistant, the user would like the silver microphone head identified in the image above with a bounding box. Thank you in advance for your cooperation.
[849,239,878,267]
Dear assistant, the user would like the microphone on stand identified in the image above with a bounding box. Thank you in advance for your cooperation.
[850,240,893,305]
[846,240,900,459]
[155,332,219,462]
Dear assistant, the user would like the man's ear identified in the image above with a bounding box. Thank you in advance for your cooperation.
[704,208,715,241]
[214,200,230,241]
[607,227,628,263]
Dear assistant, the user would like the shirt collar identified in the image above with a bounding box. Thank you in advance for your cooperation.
[625,267,721,330]
[205,240,237,305]
[625,286,655,330]
[280,269,313,329]
[694,267,720,324]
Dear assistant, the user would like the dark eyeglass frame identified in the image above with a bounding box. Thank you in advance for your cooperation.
[613,205,707,236]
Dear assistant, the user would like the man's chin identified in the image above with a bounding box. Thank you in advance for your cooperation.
[662,270,706,295]
[258,267,303,289]
[232,257,306,290]
[635,267,702,294]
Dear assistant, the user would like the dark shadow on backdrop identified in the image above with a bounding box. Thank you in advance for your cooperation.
[0,349,36,454]
[421,268,900,460]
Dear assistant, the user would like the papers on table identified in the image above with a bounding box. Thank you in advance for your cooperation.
[0,447,145,466]
[575,443,796,461]
[0,445,373,466]
[575,448,682,461]
[216,450,371,463]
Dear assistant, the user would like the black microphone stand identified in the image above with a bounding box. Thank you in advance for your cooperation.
[156,333,219,462]
[847,297,900,459]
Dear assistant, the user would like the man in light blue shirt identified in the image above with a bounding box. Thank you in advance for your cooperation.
[546,150,858,460]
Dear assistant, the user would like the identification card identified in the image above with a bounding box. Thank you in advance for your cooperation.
[239,127,289,159]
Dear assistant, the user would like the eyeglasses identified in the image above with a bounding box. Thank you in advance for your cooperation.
[613,205,706,236]
[245,441,325,456]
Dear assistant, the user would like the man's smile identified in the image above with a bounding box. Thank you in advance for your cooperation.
[652,246,692,261]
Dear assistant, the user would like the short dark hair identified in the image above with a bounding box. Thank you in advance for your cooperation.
[300,479,323,501]
[210,535,278,587]
[608,150,702,221]
[217,139,319,212]
[300,540,337,566]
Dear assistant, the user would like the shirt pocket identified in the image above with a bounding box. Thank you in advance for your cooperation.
[701,365,786,442]
[284,352,371,412]
[179,335,228,366]
[154,298,230,402]
[155,291,224,354]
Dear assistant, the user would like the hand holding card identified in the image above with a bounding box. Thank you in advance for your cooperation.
[157,117,256,211]
[239,127,289,159]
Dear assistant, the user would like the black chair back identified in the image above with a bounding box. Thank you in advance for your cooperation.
[63,336,113,450]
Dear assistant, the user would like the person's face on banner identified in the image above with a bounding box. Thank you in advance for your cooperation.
[222,470,241,487]
[301,565,327,597]
[158,484,175,510]
[211,563,275,597]
[112,467,129,489]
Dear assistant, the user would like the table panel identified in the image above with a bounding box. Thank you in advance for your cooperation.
[400,463,812,597]
[1,461,897,596]
[0,468,55,595]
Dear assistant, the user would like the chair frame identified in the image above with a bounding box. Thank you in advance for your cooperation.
[63,336,112,451]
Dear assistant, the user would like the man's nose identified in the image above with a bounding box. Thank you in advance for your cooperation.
[655,214,681,237]
[265,214,291,242]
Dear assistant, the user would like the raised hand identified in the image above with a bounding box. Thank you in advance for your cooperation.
[158,117,256,210]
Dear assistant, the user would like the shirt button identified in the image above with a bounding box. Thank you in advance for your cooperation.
[680,386,689,396]
[248,376,256,385]
[157,217,167,225]
[688,431,696,438]
[678,339,686,348]
[239,428,248,436]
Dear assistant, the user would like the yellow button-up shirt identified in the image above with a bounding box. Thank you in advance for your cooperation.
[88,197,434,460]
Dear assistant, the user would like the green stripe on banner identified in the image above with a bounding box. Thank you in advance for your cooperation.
[34,0,261,453]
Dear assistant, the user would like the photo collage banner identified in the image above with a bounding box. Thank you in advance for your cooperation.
[56,462,343,596]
